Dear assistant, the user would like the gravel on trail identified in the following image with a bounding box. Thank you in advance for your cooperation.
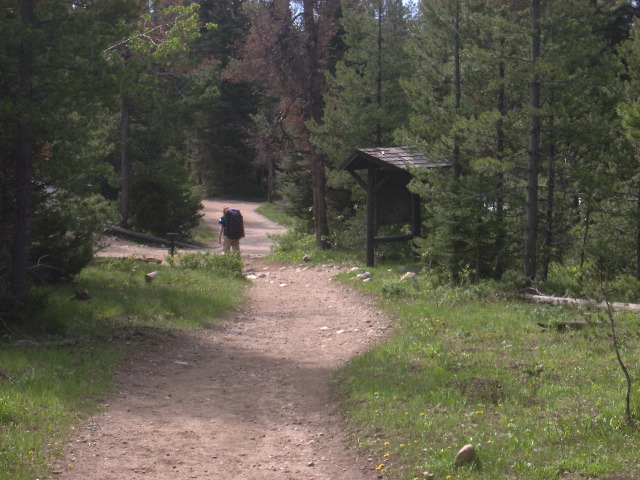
[50,199,391,480]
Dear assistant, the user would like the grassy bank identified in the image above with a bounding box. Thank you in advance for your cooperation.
[0,252,247,480]
[333,266,640,480]
[258,201,640,479]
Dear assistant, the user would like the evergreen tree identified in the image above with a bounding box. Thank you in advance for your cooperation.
[402,0,629,285]
[108,1,202,231]
[226,0,343,247]
[402,0,530,283]
[311,0,412,165]
[533,1,628,284]
[1,0,138,299]
[188,0,262,198]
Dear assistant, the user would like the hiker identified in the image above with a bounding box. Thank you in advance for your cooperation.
[218,205,244,253]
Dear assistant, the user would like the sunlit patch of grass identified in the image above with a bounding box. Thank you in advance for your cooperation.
[0,344,122,479]
[256,202,298,228]
[333,265,640,479]
[191,221,217,246]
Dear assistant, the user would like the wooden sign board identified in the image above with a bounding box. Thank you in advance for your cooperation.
[375,172,412,226]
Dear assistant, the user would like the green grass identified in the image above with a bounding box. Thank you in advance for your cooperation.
[332,265,640,480]
[191,219,217,246]
[257,202,364,264]
[0,252,247,480]
[256,202,298,228]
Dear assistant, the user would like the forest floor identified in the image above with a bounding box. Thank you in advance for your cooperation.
[50,199,390,480]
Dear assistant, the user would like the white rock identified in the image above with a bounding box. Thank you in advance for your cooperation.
[454,444,477,466]
[400,272,416,281]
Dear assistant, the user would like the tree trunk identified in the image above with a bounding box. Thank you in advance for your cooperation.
[449,1,462,284]
[376,0,383,147]
[524,0,541,282]
[541,121,555,281]
[303,0,330,249]
[636,192,640,281]
[452,0,461,180]
[11,0,36,297]
[120,95,131,228]
[580,208,590,273]
[311,149,330,248]
[267,157,274,204]
[491,53,508,279]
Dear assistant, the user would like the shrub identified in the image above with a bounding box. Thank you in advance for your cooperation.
[30,192,116,285]
[606,274,640,303]
[129,148,203,237]
[270,226,316,254]
[544,262,583,298]
[380,279,411,297]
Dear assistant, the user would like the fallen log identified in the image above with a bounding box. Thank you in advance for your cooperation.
[536,320,604,330]
[523,294,640,312]
[106,226,199,250]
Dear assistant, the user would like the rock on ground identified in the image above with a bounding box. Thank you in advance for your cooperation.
[52,200,389,480]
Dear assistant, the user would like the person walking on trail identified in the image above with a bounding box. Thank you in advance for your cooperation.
[218,205,245,253]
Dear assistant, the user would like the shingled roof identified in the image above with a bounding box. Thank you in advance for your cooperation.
[337,146,450,171]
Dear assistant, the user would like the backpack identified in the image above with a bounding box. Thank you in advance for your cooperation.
[223,208,245,240]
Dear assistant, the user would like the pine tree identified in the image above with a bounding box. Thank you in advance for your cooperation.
[1,0,138,298]
[311,0,412,164]
[226,0,342,247]
[187,0,262,198]
[107,1,202,229]
[403,0,530,282]
[403,0,630,285]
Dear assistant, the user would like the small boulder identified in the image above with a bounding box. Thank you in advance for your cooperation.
[75,289,91,301]
[454,444,477,467]
[400,272,416,281]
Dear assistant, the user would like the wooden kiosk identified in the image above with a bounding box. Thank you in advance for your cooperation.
[337,146,449,267]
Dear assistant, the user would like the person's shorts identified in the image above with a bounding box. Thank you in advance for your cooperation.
[223,237,240,252]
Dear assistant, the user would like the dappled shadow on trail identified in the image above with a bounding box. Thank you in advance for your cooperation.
[53,262,391,480]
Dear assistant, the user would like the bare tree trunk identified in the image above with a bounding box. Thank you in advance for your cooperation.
[580,208,590,273]
[267,157,274,204]
[524,0,541,282]
[311,150,329,248]
[376,0,383,147]
[541,123,555,281]
[494,58,507,279]
[636,192,640,281]
[120,95,131,228]
[452,0,461,180]
[11,0,36,297]
[449,0,462,284]
[303,0,330,248]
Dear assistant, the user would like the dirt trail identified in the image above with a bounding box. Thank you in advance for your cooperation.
[52,200,389,480]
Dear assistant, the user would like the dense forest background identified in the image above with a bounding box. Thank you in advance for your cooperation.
[3,0,640,317]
